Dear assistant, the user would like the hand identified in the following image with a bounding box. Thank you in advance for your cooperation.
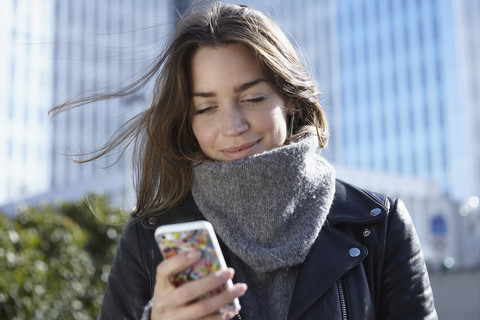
[151,250,247,320]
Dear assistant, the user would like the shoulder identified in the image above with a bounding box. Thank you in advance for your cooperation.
[134,194,202,231]
[328,179,393,225]
[328,179,421,275]
[329,179,416,232]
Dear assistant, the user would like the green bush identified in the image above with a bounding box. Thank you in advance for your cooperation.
[0,195,129,320]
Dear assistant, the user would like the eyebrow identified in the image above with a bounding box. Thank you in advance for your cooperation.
[191,78,268,98]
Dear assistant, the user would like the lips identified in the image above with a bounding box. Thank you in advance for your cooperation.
[221,140,261,159]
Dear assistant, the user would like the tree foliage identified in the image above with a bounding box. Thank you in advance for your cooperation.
[0,195,129,320]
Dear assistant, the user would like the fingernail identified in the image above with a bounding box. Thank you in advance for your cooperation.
[222,311,235,320]
[214,269,230,280]
[187,250,200,259]
[223,311,238,319]
[234,283,248,294]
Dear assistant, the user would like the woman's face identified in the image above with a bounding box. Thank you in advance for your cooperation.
[190,43,289,162]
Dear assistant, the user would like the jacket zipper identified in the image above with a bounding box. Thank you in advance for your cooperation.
[337,279,348,320]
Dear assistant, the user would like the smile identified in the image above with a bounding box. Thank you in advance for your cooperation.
[221,140,261,159]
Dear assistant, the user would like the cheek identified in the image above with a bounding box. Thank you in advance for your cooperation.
[271,108,288,131]
[273,114,288,144]
[253,108,288,141]
[191,119,213,150]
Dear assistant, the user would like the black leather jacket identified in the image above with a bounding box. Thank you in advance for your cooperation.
[99,180,437,319]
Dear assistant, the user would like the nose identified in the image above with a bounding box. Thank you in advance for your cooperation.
[220,104,249,136]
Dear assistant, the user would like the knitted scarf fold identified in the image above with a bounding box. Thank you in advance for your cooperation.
[191,132,336,273]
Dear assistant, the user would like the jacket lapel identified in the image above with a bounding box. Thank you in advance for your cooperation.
[287,220,367,320]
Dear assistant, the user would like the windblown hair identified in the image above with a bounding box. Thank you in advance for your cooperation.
[49,1,329,219]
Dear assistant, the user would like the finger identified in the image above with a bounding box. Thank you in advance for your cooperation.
[197,282,245,314]
[170,268,234,304]
[197,308,241,320]
[159,269,239,318]
[173,282,247,320]
[156,250,202,287]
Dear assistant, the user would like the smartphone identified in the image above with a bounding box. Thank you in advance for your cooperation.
[154,220,240,312]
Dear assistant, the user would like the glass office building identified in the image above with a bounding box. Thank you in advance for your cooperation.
[333,0,478,203]
[49,0,171,210]
[1,0,176,213]
[0,0,54,207]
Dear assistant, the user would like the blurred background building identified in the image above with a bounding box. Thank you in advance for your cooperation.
[0,0,54,207]
[1,1,480,316]
[49,0,170,210]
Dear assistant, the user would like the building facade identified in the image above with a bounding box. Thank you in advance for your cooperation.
[333,0,474,203]
[1,0,182,214]
[330,0,480,267]
[0,0,54,208]
[453,0,480,204]
[49,0,171,211]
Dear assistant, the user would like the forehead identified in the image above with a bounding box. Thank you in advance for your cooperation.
[189,43,266,91]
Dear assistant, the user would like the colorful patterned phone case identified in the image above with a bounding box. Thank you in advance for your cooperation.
[154,221,239,312]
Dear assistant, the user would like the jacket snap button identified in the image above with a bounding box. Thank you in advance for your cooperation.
[370,208,382,216]
[349,247,361,257]
[363,228,371,237]
[148,217,158,225]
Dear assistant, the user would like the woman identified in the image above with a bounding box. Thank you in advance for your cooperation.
[51,2,437,319]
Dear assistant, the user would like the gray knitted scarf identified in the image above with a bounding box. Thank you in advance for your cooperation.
[191,133,336,272]
[191,133,336,318]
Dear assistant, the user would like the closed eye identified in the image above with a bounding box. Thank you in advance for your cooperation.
[194,106,215,115]
[244,96,267,104]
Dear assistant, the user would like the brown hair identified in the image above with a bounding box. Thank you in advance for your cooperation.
[49,1,329,219]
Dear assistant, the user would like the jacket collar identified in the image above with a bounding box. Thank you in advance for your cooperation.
[327,179,389,225]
